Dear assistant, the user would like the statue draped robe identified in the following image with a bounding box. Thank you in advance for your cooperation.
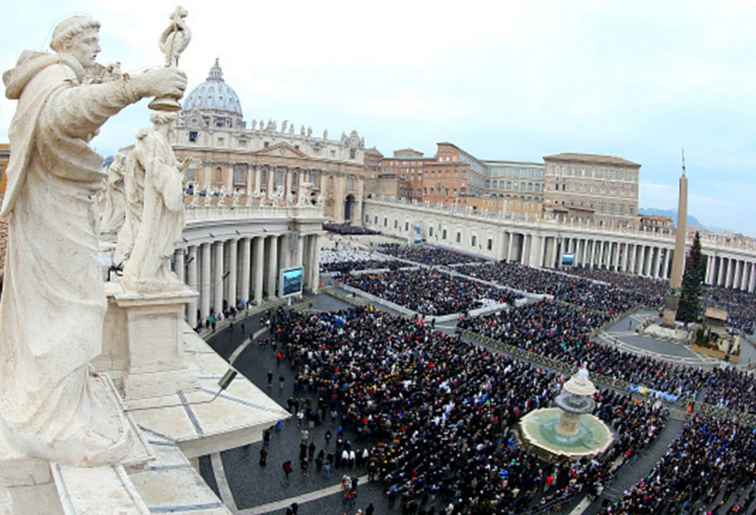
[0,52,138,465]
[121,127,185,292]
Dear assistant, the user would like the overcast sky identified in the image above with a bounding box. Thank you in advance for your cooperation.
[3,0,755,234]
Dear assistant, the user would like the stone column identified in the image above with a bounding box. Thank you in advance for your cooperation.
[203,162,212,190]
[590,240,598,269]
[279,234,290,271]
[663,248,670,280]
[507,233,514,262]
[749,262,756,293]
[296,234,305,266]
[520,234,530,266]
[704,255,712,284]
[175,249,186,284]
[240,238,251,304]
[717,257,725,286]
[201,243,211,322]
[187,246,198,328]
[266,235,279,299]
[253,236,265,304]
[227,239,238,307]
[725,258,733,288]
[267,167,275,197]
[213,240,224,314]
[650,247,659,279]
[740,260,749,290]
[310,234,320,293]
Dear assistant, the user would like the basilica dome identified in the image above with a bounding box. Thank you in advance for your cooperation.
[183,59,243,119]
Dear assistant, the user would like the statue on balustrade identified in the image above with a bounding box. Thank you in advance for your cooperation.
[121,112,188,292]
[95,151,127,238]
[0,14,186,466]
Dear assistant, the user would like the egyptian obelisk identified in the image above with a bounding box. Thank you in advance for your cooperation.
[662,151,688,326]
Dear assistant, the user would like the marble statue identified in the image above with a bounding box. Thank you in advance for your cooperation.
[159,6,190,67]
[121,113,187,292]
[322,129,328,140]
[251,119,257,129]
[307,126,312,137]
[300,125,306,136]
[288,124,294,135]
[281,120,288,133]
[115,149,144,265]
[0,15,186,466]
[150,6,190,112]
[96,151,127,237]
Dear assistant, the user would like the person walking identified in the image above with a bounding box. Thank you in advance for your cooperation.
[365,503,375,515]
[308,441,316,461]
[279,375,285,393]
[324,429,332,448]
[282,460,293,483]
[267,370,273,389]
[258,447,267,467]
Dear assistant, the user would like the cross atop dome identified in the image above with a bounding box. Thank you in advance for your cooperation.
[207,58,224,81]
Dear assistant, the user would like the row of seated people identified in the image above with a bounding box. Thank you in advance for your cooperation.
[600,414,755,514]
[377,243,488,266]
[323,223,382,236]
[458,300,756,415]
[341,269,523,316]
[456,262,655,317]
[320,248,402,275]
[271,307,668,514]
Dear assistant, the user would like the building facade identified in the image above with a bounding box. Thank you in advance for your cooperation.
[542,153,640,225]
[170,60,370,224]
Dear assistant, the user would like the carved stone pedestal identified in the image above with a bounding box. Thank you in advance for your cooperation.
[99,282,199,400]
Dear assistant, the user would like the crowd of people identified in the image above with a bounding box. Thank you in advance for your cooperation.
[458,300,756,415]
[320,248,403,275]
[269,306,669,513]
[705,286,756,335]
[601,415,755,514]
[341,269,522,316]
[378,244,488,266]
[456,263,653,317]
[324,223,381,236]
[567,268,667,308]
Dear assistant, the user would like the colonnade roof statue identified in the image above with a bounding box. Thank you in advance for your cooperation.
[0,14,186,466]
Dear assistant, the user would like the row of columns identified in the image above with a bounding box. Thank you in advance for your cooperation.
[705,255,756,292]
[174,232,321,328]
[498,232,674,279]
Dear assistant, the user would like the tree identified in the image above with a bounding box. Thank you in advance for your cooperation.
[676,232,706,323]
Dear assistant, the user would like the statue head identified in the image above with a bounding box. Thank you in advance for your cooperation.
[50,16,101,68]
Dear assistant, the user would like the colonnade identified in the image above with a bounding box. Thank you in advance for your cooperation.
[174,232,321,328]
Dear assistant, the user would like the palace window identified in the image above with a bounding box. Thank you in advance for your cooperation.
[442,229,447,240]
[189,131,198,143]
[456,232,461,243]
[471,235,477,247]
[487,238,493,251]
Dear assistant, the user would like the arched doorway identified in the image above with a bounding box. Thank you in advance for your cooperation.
[344,194,355,223]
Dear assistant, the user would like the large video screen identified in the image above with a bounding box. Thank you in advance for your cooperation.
[561,254,575,267]
[281,267,304,297]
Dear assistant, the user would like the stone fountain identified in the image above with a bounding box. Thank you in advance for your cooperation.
[518,368,613,462]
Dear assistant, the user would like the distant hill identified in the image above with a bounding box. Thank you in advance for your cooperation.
[639,208,706,229]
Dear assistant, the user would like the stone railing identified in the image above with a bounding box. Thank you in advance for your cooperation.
[185,204,323,223]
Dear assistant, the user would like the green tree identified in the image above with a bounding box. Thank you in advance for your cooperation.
[676,231,706,323]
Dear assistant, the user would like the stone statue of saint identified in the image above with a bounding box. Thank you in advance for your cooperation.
[121,113,187,292]
[115,148,144,265]
[0,15,186,466]
[95,151,127,238]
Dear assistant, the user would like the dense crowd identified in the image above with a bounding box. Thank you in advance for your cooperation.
[270,307,668,513]
[601,415,755,514]
[567,268,667,308]
[459,300,756,414]
[320,248,402,275]
[705,286,756,335]
[378,244,488,266]
[342,269,522,315]
[324,223,381,236]
[456,263,652,317]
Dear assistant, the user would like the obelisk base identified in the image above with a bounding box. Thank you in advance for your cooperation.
[661,293,680,328]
